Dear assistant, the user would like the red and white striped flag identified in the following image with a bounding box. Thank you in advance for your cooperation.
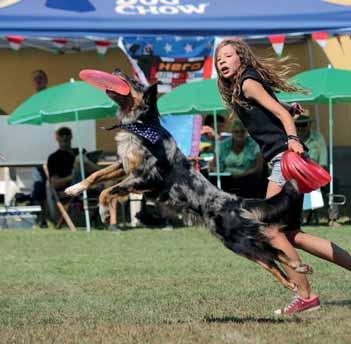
[95,40,111,56]
[312,31,329,49]
[52,38,67,50]
[6,35,24,51]
[268,34,286,57]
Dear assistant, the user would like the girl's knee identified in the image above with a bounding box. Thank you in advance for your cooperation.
[286,229,304,246]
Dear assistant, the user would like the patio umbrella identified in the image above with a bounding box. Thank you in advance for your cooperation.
[8,79,117,232]
[158,79,229,188]
[278,67,351,208]
[158,78,226,116]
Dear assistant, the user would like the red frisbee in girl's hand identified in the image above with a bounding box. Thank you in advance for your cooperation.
[79,69,130,95]
[281,151,331,193]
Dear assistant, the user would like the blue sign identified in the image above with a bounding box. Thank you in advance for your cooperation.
[1,0,351,37]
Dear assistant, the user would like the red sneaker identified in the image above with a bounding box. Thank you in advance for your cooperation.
[274,295,320,316]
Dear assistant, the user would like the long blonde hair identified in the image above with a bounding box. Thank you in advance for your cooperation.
[215,39,300,109]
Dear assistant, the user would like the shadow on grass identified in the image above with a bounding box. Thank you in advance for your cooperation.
[323,299,351,307]
[203,316,303,324]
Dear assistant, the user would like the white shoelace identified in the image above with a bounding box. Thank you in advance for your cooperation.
[284,295,301,312]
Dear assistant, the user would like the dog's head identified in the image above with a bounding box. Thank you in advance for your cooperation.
[106,69,159,124]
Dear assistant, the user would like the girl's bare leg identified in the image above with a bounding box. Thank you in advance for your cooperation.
[266,181,316,300]
[287,230,351,271]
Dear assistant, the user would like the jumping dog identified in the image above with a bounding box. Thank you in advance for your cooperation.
[65,70,311,291]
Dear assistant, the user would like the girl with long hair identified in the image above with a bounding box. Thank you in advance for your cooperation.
[215,39,351,315]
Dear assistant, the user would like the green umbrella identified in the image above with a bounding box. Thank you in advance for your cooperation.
[7,79,118,232]
[278,67,351,104]
[158,79,229,188]
[8,80,116,125]
[278,67,351,208]
[158,78,226,116]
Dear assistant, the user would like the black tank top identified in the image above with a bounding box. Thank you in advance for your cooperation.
[233,67,288,162]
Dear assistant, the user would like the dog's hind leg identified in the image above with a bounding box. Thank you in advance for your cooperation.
[263,226,314,275]
[254,258,297,291]
[224,241,297,291]
[65,162,125,196]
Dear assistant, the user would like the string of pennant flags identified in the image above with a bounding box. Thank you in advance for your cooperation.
[268,31,329,56]
[3,31,330,57]
[4,35,115,56]
[3,32,332,92]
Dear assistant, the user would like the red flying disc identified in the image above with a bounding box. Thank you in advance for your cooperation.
[79,69,130,95]
[281,151,331,193]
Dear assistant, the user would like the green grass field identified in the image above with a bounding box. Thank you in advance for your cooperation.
[0,226,350,343]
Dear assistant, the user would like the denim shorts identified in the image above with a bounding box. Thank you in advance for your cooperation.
[267,152,286,187]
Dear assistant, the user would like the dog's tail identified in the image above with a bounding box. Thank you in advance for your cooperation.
[240,180,301,225]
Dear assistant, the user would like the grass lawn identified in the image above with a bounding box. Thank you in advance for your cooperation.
[0,226,350,343]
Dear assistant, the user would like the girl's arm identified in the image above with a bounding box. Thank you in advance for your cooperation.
[280,102,304,118]
[242,79,304,154]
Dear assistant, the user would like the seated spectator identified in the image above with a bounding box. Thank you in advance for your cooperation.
[48,127,119,229]
[201,114,226,142]
[295,112,329,225]
[221,120,265,198]
[296,112,327,168]
[201,115,232,152]
[200,115,232,178]
[47,127,100,193]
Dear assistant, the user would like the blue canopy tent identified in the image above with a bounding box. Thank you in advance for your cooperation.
[1,0,351,37]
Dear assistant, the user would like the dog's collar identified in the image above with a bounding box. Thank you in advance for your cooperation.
[108,116,162,144]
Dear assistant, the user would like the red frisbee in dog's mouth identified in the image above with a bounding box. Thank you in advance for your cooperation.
[79,69,130,95]
[281,151,331,193]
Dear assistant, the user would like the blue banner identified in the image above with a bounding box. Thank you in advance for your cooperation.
[123,36,213,92]
[1,0,351,37]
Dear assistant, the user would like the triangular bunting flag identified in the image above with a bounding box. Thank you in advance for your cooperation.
[268,34,286,56]
[6,35,24,51]
[52,38,68,50]
[311,31,329,49]
[95,40,111,56]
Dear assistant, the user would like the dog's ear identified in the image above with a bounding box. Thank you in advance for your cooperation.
[144,82,159,106]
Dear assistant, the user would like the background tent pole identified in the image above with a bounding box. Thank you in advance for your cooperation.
[213,110,221,189]
[328,98,334,207]
[74,110,91,233]
[307,38,321,132]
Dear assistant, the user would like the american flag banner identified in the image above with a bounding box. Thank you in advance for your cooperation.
[122,36,214,93]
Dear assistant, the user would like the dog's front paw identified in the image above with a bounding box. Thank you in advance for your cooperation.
[295,263,313,275]
[99,203,110,224]
[65,182,86,196]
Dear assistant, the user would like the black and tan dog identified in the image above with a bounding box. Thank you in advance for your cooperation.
[65,70,311,291]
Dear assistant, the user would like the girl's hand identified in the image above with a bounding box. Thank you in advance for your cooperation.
[288,139,304,155]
